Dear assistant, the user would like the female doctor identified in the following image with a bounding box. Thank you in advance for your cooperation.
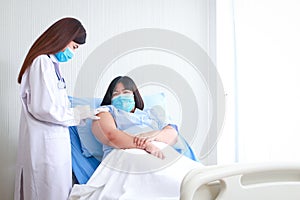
[14,17,98,200]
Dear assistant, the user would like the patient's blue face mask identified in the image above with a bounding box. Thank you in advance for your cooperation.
[111,94,135,112]
[54,47,74,62]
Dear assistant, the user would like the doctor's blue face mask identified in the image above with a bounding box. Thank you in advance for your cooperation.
[111,94,135,112]
[54,47,74,62]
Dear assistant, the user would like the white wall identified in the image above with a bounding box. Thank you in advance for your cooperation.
[0,0,216,199]
[217,0,300,164]
[216,0,237,164]
[234,0,300,163]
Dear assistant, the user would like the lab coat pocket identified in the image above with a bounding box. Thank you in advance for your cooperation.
[44,131,71,165]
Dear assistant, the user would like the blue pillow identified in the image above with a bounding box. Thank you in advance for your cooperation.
[68,92,166,161]
[143,92,166,110]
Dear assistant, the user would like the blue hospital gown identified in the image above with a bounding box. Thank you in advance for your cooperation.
[99,105,198,161]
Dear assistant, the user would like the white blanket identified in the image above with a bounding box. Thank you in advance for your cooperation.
[69,142,202,200]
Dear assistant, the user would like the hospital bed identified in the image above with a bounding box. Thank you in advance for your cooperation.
[70,123,300,199]
[68,96,300,199]
[180,162,300,200]
[68,94,197,184]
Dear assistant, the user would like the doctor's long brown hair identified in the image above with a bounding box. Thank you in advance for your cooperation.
[17,17,86,84]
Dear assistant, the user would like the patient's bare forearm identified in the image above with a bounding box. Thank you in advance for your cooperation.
[155,126,178,145]
[92,119,144,150]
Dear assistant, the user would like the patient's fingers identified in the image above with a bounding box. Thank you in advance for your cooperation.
[134,136,148,148]
[133,137,143,148]
[153,151,165,159]
[144,142,165,159]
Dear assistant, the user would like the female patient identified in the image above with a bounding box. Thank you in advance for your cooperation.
[68,76,201,200]
[92,76,180,160]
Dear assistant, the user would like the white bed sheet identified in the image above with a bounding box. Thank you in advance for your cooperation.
[69,142,201,200]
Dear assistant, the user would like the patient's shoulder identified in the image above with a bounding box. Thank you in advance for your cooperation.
[97,106,110,113]
[97,105,119,116]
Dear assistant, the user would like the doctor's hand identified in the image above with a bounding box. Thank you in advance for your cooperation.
[90,108,101,120]
[74,105,100,121]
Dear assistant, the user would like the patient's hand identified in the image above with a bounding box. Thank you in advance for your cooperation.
[133,131,159,148]
[144,142,165,159]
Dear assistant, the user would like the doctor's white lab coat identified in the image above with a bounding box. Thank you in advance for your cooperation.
[14,54,80,200]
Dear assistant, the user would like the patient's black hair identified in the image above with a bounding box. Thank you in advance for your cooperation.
[101,76,144,111]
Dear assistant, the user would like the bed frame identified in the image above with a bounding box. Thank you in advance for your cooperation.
[180,162,300,200]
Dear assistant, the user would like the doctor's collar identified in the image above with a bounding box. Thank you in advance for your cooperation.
[48,54,59,64]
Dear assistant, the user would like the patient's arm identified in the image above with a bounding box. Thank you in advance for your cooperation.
[92,112,142,149]
[134,125,178,148]
[92,112,165,159]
